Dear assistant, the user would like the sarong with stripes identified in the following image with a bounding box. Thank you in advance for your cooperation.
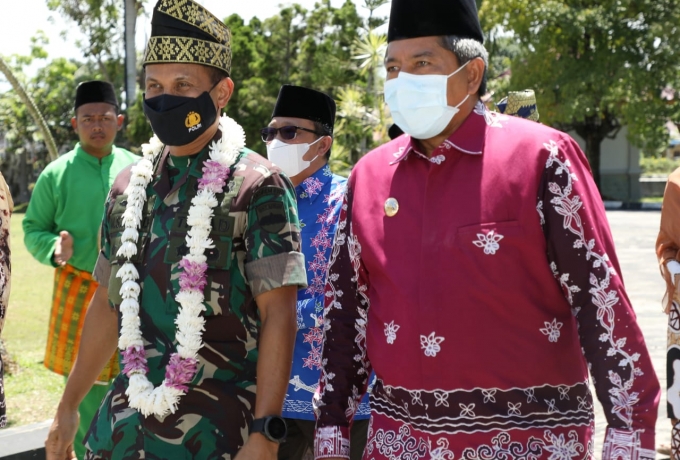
[44,264,119,382]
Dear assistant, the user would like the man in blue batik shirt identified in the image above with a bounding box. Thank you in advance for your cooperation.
[263,85,370,460]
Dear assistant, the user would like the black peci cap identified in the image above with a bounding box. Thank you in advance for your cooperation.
[387,0,484,44]
[74,80,119,111]
[271,85,336,134]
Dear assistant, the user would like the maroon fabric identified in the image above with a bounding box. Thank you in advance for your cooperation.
[313,105,659,459]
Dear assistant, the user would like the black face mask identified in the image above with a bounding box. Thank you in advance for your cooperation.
[143,89,218,146]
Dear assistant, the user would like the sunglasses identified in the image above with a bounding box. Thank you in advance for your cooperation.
[260,125,322,142]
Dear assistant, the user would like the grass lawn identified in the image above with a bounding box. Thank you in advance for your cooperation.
[3,213,64,428]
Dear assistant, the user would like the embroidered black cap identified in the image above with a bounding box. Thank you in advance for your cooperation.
[143,0,232,75]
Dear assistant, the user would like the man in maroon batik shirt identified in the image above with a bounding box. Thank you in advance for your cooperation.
[312,0,660,459]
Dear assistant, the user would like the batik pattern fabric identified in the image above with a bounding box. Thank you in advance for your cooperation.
[0,173,11,429]
[313,103,659,460]
[85,139,306,459]
[282,165,369,421]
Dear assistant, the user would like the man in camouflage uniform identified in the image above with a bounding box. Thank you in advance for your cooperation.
[45,1,306,459]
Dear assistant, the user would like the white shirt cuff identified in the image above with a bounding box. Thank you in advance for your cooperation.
[668,260,680,285]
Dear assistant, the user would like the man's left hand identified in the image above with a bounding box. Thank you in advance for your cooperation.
[234,433,278,460]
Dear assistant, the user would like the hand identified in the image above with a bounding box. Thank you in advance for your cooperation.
[45,406,79,460]
[54,231,73,266]
[234,433,278,460]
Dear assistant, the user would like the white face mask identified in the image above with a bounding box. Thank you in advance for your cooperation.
[384,61,471,140]
[266,137,322,178]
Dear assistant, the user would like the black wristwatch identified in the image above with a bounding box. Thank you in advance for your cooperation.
[249,415,287,443]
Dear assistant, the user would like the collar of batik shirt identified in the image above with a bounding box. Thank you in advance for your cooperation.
[391,101,499,165]
[295,164,334,204]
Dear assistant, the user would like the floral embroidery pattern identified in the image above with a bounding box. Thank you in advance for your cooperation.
[420,332,445,357]
[370,381,593,435]
[365,424,453,460]
[459,403,475,417]
[543,139,643,429]
[507,402,522,416]
[462,432,543,460]
[462,430,585,460]
[301,327,323,370]
[302,176,323,197]
[317,194,371,415]
[549,262,581,309]
[539,318,563,343]
[384,321,400,344]
[472,230,504,255]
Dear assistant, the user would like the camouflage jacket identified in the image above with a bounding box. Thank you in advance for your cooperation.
[87,134,306,459]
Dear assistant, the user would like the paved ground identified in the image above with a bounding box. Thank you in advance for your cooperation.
[594,210,669,459]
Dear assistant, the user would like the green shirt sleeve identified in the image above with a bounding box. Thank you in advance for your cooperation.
[244,172,307,297]
[22,168,59,267]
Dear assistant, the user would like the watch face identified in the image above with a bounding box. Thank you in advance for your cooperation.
[266,417,287,440]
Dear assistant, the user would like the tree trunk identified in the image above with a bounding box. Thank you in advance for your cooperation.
[584,132,602,193]
[124,0,137,108]
[17,148,30,204]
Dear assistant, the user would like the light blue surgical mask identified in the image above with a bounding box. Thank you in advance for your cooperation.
[384,61,470,140]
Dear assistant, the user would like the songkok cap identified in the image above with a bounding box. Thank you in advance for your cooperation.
[74,81,119,111]
[387,0,484,43]
[496,90,539,122]
[271,85,336,134]
[143,0,232,75]
[388,123,404,140]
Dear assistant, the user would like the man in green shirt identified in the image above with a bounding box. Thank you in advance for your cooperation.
[45,1,306,459]
[23,80,137,459]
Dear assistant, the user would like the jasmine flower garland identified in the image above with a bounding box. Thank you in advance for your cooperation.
[116,115,245,417]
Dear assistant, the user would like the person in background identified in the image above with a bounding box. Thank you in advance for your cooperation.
[22,80,137,458]
[0,173,12,428]
[263,85,370,460]
[656,167,680,459]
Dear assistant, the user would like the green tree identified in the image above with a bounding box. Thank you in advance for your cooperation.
[481,0,680,189]
[0,40,104,201]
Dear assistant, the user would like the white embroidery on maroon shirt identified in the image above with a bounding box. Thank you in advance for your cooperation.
[430,154,446,164]
[549,262,581,309]
[420,332,445,357]
[315,425,350,458]
[539,318,563,343]
[558,385,570,400]
[365,423,454,460]
[543,139,642,429]
[459,403,475,417]
[434,391,449,407]
[462,430,586,460]
[602,428,654,460]
[507,402,522,416]
[482,389,496,403]
[384,321,400,344]
[473,230,504,255]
